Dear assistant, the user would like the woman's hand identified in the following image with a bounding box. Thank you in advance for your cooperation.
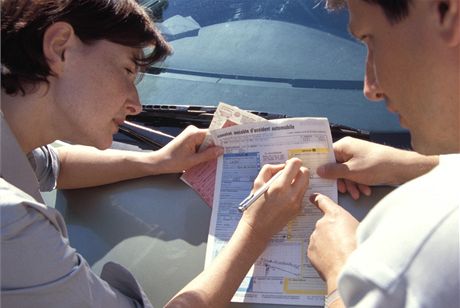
[155,125,223,174]
[242,158,310,242]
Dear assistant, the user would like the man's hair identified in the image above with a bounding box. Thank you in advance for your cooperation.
[325,0,412,23]
[1,0,172,95]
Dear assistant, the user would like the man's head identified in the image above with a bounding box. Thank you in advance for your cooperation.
[1,0,172,96]
[326,0,459,155]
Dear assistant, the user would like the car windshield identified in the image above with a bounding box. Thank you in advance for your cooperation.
[137,0,407,139]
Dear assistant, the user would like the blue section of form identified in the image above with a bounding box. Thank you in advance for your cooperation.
[215,152,260,241]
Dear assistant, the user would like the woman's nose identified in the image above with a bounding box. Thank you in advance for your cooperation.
[125,89,142,115]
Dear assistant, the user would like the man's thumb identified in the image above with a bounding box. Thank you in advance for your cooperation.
[317,163,350,180]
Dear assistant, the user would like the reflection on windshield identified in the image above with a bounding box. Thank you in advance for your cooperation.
[136,0,407,139]
[140,0,364,88]
[143,0,352,41]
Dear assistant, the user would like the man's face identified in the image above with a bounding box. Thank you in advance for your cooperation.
[52,39,143,150]
[346,0,459,154]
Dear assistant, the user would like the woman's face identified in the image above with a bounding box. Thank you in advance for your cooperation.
[51,38,143,149]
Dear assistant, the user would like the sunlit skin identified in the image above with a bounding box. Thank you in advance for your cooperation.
[2,18,312,308]
[2,22,143,152]
[46,24,143,150]
[1,21,224,188]
[307,1,459,307]
[348,0,459,155]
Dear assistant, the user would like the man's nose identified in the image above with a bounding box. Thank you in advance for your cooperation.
[363,51,384,101]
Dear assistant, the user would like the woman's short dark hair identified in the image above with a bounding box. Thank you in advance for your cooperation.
[325,0,412,23]
[1,0,172,95]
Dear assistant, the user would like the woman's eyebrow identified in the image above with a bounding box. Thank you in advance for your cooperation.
[130,49,144,70]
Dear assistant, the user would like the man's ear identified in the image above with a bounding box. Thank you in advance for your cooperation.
[435,0,459,47]
[43,22,75,75]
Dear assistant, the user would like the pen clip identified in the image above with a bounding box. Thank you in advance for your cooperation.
[238,194,254,212]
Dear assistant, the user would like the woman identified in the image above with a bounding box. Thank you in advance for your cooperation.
[1,1,309,307]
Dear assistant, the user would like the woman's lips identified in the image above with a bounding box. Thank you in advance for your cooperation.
[112,118,125,133]
[113,118,125,126]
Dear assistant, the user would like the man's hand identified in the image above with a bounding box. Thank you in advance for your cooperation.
[317,137,439,199]
[156,125,223,174]
[307,193,358,292]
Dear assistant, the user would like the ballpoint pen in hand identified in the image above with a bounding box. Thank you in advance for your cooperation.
[238,171,284,212]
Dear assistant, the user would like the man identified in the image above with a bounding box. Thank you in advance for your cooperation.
[307,0,459,307]
[1,0,309,307]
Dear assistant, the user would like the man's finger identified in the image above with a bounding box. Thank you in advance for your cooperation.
[309,193,339,213]
[337,179,347,193]
[358,183,372,196]
[345,179,360,200]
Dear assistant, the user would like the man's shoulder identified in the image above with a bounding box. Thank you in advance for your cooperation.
[367,153,459,223]
[437,153,460,182]
[347,153,459,284]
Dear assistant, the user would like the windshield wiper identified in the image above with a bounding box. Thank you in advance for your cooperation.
[118,104,369,149]
[126,104,288,128]
[119,120,174,149]
[329,123,369,142]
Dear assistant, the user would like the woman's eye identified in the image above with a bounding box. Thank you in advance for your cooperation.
[125,68,134,75]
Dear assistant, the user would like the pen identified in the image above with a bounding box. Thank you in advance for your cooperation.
[238,171,284,212]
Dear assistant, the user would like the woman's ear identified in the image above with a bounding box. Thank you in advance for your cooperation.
[43,22,75,75]
[436,0,459,47]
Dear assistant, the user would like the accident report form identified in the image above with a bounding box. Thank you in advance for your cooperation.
[181,102,265,206]
[204,117,337,306]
